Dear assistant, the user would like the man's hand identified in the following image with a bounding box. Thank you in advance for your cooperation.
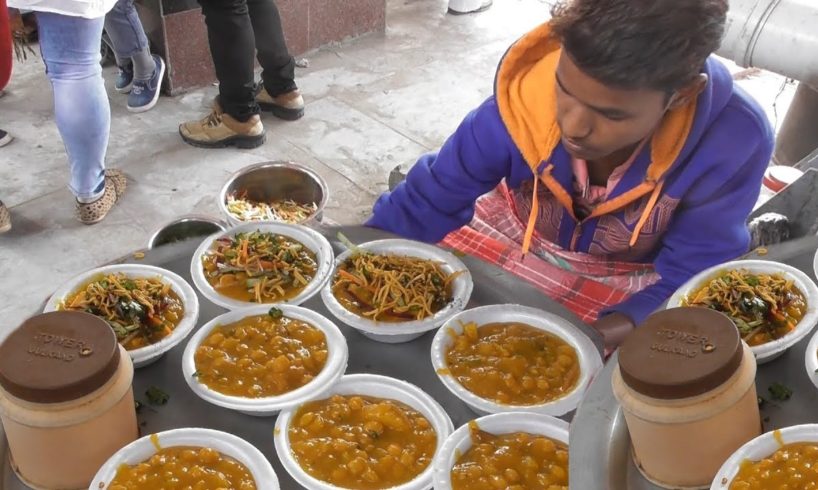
[592,312,636,354]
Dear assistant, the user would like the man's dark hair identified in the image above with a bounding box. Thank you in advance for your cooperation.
[550,0,728,93]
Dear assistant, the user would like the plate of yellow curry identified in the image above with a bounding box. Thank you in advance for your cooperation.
[182,305,348,416]
[432,412,570,490]
[45,264,199,368]
[90,428,279,490]
[275,374,453,490]
[191,222,334,310]
[321,239,473,343]
[669,260,818,364]
[711,424,818,489]
[431,304,602,417]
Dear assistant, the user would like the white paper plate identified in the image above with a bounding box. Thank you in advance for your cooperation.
[432,412,569,490]
[45,264,200,368]
[182,305,348,416]
[430,304,602,417]
[711,424,818,489]
[89,427,279,489]
[321,239,473,343]
[190,222,334,310]
[668,259,818,364]
[275,374,454,490]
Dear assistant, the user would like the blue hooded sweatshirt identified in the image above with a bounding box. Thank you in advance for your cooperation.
[367,22,774,325]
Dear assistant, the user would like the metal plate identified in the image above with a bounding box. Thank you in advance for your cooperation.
[2,226,602,489]
[571,241,818,489]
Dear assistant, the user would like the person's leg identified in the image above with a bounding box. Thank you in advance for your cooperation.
[36,12,126,223]
[0,128,10,233]
[247,0,303,120]
[104,0,165,111]
[179,0,264,148]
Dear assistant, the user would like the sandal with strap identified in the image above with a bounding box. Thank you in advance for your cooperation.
[76,169,127,225]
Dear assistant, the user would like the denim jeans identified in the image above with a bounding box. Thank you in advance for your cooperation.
[37,12,108,200]
[198,0,296,121]
[104,0,149,63]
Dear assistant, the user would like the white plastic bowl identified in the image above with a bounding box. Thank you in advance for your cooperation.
[89,427,279,490]
[711,424,818,489]
[320,239,473,343]
[430,304,602,417]
[182,305,349,416]
[191,222,335,310]
[432,412,569,490]
[667,259,818,364]
[805,327,818,391]
[274,373,454,490]
[45,264,200,369]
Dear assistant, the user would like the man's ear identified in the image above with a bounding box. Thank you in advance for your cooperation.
[668,74,708,110]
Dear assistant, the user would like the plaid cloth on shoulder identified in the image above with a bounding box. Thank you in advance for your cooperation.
[441,183,659,323]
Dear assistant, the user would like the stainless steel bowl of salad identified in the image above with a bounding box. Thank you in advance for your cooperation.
[219,161,328,226]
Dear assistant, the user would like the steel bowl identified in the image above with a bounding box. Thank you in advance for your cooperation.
[219,161,329,226]
[147,215,227,250]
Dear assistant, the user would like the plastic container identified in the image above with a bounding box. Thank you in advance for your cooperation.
[182,305,349,416]
[0,312,138,490]
[274,374,454,490]
[321,239,473,343]
[44,264,200,368]
[90,427,280,490]
[430,304,602,417]
[191,222,335,310]
[710,424,818,489]
[763,165,803,193]
[667,259,818,364]
[432,412,570,490]
[613,308,762,489]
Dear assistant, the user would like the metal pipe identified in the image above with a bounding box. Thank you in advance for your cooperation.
[774,83,818,166]
[718,0,818,90]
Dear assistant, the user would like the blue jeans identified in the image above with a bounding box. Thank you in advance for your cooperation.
[37,13,108,200]
[104,0,149,63]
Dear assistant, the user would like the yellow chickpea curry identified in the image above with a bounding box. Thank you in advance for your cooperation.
[730,438,818,489]
[194,308,328,398]
[451,421,568,490]
[108,446,256,490]
[288,395,437,489]
[202,230,318,303]
[443,322,580,405]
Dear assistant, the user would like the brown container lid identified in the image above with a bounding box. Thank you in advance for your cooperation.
[618,307,743,400]
[0,311,120,403]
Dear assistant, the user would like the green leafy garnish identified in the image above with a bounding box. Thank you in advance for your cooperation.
[768,382,792,401]
[268,307,283,319]
[146,386,169,406]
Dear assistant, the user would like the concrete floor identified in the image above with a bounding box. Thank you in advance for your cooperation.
[0,0,796,335]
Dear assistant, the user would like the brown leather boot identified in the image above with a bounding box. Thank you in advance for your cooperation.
[179,103,266,149]
[257,87,305,121]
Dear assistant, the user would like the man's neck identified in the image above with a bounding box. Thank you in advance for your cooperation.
[587,142,640,186]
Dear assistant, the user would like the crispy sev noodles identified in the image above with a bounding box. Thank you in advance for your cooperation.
[60,273,184,350]
[331,251,463,322]
[683,269,807,346]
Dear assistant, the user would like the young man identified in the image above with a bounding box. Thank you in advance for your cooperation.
[368,0,774,350]
[179,0,304,149]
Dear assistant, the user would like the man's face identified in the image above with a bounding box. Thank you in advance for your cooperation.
[554,52,670,162]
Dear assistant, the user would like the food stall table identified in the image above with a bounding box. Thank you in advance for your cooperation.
[1,225,603,489]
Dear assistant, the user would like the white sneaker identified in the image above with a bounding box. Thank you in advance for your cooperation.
[448,0,492,14]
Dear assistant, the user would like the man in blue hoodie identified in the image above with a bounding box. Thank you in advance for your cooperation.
[367,0,774,350]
